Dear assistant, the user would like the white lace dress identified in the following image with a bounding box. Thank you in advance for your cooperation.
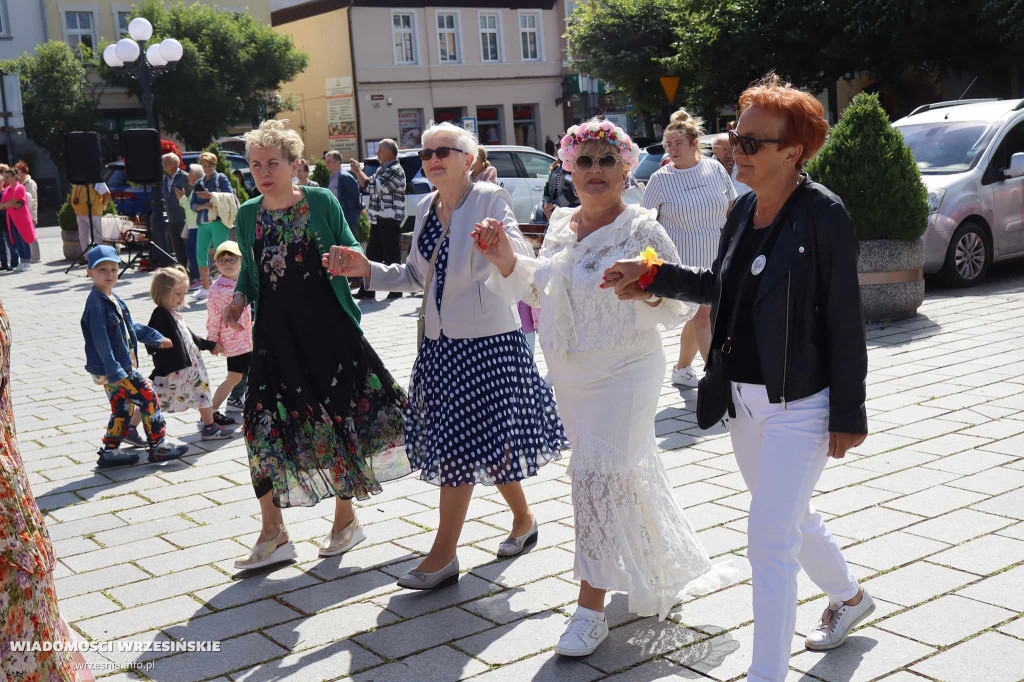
[486,204,736,619]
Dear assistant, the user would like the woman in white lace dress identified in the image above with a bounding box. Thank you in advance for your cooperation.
[475,119,735,658]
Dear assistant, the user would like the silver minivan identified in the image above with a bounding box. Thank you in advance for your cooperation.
[892,98,1024,286]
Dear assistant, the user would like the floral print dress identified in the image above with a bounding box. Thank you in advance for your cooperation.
[1,300,82,681]
[243,199,410,507]
[151,312,212,413]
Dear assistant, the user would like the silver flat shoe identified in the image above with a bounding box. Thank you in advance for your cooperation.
[318,518,366,557]
[497,519,539,557]
[396,556,459,590]
[234,529,297,570]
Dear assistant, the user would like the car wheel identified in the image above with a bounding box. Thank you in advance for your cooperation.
[942,220,990,287]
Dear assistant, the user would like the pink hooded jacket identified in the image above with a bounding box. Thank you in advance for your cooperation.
[3,182,35,245]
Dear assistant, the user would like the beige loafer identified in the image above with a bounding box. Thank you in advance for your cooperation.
[234,528,297,571]
[318,518,366,557]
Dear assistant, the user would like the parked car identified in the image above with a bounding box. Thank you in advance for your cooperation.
[632,135,716,185]
[359,145,557,228]
[892,98,1024,286]
[104,152,256,217]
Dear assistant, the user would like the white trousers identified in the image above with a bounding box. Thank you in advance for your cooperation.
[730,382,859,682]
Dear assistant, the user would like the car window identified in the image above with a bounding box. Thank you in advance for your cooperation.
[896,121,1000,174]
[104,168,127,186]
[633,153,665,181]
[488,152,521,178]
[518,152,554,179]
[226,156,248,171]
[398,156,423,189]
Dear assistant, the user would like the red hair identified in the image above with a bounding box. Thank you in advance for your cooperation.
[738,73,828,168]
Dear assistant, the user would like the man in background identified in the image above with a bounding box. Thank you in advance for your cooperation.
[349,139,405,300]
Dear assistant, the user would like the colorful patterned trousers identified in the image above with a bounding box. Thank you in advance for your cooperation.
[102,369,166,450]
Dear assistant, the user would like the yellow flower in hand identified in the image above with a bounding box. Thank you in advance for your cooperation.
[640,247,663,268]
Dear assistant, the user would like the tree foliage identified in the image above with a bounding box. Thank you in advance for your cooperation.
[99,0,308,149]
[1,42,100,183]
[806,93,928,242]
[311,159,330,188]
[565,0,686,136]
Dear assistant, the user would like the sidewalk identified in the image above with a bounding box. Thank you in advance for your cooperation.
[4,230,1023,681]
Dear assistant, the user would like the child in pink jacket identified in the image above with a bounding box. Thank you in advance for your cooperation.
[206,241,253,413]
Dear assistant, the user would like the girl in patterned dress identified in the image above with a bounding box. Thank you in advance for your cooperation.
[145,266,234,441]
[224,120,409,571]
[325,121,567,590]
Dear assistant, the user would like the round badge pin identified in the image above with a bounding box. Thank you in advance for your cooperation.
[751,254,767,276]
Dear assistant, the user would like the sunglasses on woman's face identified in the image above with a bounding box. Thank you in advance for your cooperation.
[418,146,465,160]
[575,154,619,171]
[728,130,783,156]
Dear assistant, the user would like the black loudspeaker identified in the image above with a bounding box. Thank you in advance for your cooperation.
[65,131,103,185]
[122,128,163,184]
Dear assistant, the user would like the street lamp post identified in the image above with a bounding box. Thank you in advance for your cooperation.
[102,17,183,129]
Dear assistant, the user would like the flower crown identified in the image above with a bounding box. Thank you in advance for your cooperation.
[557,119,641,172]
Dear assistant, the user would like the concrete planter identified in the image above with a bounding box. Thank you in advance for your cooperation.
[857,238,925,322]
[61,230,83,262]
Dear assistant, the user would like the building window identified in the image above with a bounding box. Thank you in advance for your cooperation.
[478,105,503,144]
[519,11,540,61]
[436,12,459,63]
[0,1,11,37]
[392,12,417,65]
[479,12,500,63]
[513,104,538,149]
[115,10,131,38]
[433,107,464,125]
[64,10,96,50]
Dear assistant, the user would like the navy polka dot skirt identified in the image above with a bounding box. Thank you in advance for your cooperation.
[405,207,568,487]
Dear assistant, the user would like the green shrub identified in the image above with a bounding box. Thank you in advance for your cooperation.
[203,142,250,203]
[311,159,330,187]
[357,211,371,243]
[806,92,928,241]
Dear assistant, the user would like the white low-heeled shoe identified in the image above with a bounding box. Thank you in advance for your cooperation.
[497,519,538,557]
[318,518,366,557]
[397,556,459,590]
[234,528,297,570]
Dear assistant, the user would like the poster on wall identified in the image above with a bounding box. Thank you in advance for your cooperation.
[398,109,423,149]
[326,76,357,156]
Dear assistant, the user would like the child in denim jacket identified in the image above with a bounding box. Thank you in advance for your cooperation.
[80,245,189,467]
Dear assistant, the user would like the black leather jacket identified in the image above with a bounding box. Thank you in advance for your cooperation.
[648,176,868,434]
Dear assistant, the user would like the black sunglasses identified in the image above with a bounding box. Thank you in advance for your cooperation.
[575,154,619,171]
[728,130,783,155]
[418,146,466,160]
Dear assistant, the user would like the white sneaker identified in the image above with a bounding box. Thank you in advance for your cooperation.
[671,365,700,387]
[554,609,608,657]
[805,590,876,650]
[15,262,29,272]
[191,288,209,301]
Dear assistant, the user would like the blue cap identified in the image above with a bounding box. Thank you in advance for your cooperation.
[87,245,120,269]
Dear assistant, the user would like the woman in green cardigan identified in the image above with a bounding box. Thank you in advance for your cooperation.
[223,120,410,571]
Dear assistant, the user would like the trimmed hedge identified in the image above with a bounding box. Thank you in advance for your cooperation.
[806,92,928,241]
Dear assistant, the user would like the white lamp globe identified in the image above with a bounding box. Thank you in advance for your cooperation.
[102,44,123,68]
[146,44,167,66]
[128,17,153,42]
[114,38,141,63]
[159,38,183,63]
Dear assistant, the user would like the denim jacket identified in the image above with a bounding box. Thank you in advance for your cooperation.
[81,288,166,384]
[191,172,233,224]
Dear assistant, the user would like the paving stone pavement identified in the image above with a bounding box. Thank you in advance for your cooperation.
[5,228,1024,681]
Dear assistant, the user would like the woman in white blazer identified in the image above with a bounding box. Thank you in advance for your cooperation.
[326,122,567,590]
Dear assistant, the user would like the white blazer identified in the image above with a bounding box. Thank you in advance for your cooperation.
[367,182,534,340]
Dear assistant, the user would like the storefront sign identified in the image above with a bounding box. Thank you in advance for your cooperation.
[461,117,477,138]
[326,76,357,155]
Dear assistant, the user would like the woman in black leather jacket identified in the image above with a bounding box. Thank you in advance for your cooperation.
[604,74,873,682]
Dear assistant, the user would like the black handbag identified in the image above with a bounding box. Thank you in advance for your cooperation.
[695,184,805,429]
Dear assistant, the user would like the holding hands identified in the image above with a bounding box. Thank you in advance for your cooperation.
[602,259,656,301]
[471,218,516,277]
[323,246,371,279]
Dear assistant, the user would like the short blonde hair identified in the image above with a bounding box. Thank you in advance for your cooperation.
[244,119,304,164]
[421,121,479,163]
[198,151,218,166]
[150,266,189,309]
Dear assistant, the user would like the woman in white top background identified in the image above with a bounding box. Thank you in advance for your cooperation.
[643,110,736,387]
